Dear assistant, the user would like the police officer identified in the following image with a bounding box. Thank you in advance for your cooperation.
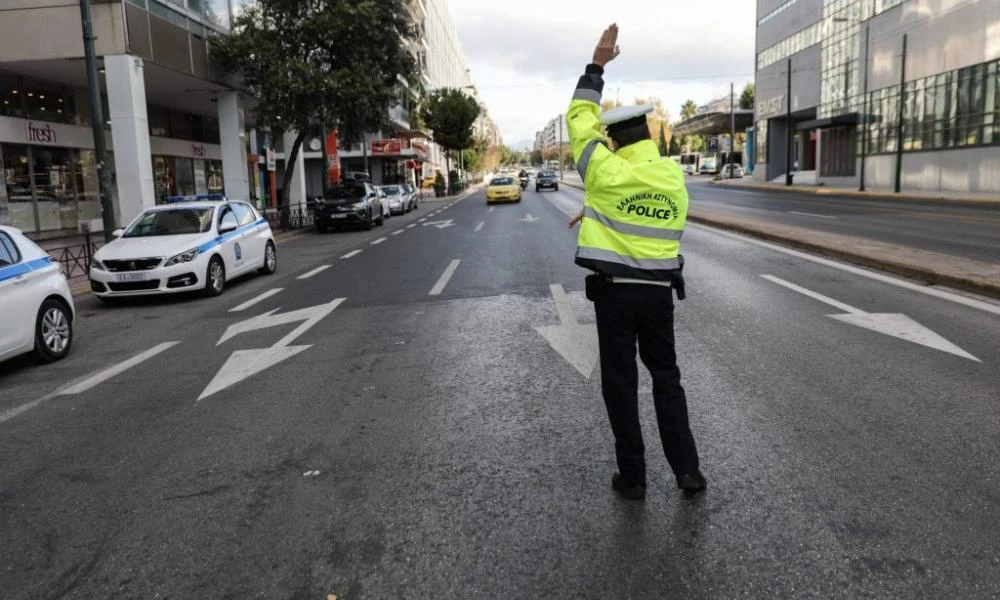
[568,24,706,499]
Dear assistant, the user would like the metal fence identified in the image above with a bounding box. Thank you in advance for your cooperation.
[46,234,104,280]
[264,204,314,231]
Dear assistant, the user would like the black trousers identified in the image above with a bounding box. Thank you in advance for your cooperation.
[594,283,699,485]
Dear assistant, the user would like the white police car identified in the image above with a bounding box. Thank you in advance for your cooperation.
[89,200,276,299]
[0,225,75,363]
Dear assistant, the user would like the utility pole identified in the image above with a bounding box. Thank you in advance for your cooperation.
[79,0,116,241]
[894,34,908,194]
[785,58,793,186]
[730,82,736,179]
[558,114,564,180]
[859,23,870,191]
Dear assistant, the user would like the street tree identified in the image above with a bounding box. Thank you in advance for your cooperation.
[212,0,416,208]
[680,99,699,121]
[420,88,481,187]
[530,149,543,166]
[739,83,756,110]
[668,132,682,155]
[657,125,669,156]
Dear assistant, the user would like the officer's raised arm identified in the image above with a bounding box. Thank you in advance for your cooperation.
[566,25,621,199]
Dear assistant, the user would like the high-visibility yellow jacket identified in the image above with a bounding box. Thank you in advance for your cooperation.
[568,64,688,282]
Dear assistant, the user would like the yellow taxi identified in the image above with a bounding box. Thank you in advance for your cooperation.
[486,176,521,204]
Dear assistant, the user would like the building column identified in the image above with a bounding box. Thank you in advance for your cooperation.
[282,130,306,206]
[218,91,250,201]
[105,54,155,225]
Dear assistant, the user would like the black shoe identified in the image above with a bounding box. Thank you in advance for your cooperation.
[611,473,646,500]
[676,471,707,492]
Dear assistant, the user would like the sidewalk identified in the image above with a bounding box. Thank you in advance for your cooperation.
[710,176,1000,206]
[560,177,1000,300]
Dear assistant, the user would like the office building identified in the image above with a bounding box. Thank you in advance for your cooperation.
[0,0,253,240]
[754,0,1000,193]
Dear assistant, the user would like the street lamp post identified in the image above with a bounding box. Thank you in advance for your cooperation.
[79,0,116,241]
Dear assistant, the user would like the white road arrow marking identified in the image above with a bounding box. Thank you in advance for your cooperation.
[535,284,599,379]
[761,275,980,362]
[200,298,347,400]
[520,213,540,223]
[423,219,454,229]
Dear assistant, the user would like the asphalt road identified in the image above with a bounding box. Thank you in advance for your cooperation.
[2,185,1000,599]
[685,178,1000,265]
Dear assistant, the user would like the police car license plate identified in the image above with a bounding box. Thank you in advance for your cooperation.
[117,272,148,282]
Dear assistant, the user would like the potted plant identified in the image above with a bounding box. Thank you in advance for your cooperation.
[434,171,446,197]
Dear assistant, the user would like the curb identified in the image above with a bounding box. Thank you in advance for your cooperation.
[709,179,1000,207]
[560,178,1000,300]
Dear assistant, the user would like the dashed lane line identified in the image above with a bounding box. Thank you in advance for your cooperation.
[429,259,461,296]
[230,288,284,312]
[475,221,485,232]
[297,265,331,280]
[407,223,416,229]
[371,237,388,245]
[341,250,363,259]
[392,229,405,236]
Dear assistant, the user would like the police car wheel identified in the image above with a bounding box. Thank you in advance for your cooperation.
[258,241,277,275]
[33,298,73,363]
[205,256,226,297]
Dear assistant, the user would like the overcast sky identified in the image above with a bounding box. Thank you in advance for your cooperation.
[449,0,757,148]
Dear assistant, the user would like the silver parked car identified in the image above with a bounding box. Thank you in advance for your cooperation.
[379,185,409,215]
[721,163,744,178]
[402,184,419,210]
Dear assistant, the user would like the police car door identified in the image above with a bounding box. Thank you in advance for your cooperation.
[216,204,247,276]
[0,232,40,359]
[231,202,263,268]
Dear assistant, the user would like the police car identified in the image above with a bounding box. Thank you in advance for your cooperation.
[89,200,276,299]
[0,225,75,363]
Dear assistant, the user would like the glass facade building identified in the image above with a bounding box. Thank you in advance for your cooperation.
[753,0,1000,193]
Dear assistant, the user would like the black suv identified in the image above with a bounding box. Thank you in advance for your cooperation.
[535,170,559,192]
[313,183,384,232]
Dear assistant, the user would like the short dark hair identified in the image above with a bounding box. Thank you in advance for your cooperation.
[608,118,651,149]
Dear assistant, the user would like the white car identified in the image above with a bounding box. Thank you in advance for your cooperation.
[89,200,276,300]
[379,185,409,215]
[721,163,745,178]
[682,164,696,175]
[0,225,75,363]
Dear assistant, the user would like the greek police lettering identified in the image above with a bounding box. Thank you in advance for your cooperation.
[27,122,56,144]
[616,192,678,221]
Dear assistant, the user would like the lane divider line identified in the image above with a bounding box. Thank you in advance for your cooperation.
[298,265,332,280]
[392,230,405,236]
[418,218,427,222]
[789,211,838,220]
[475,221,485,232]
[489,206,495,213]
[341,250,362,259]
[407,223,416,229]
[371,237,388,245]
[230,288,284,312]
[59,342,183,397]
[429,259,461,296]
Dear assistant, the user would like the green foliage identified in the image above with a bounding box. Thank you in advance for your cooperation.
[211,0,417,206]
[680,99,698,121]
[668,132,682,155]
[530,149,543,166]
[739,83,755,110]
[420,88,482,151]
[212,0,417,144]
[498,144,513,166]
[657,126,668,156]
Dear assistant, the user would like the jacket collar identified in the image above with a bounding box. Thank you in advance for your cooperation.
[615,139,660,163]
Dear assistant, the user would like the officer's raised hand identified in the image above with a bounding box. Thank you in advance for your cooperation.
[593,23,621,67]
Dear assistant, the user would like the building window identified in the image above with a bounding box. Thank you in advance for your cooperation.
[153,155,176,203]
[820,127,856,177]
[756,120,768,164]
[75,150,102,223]
[1,144,33,231]
[0,78,25,119]
[207,160,224,193]
[175,157,196,196]
[32,147,77,232]
[861,57,1000,155]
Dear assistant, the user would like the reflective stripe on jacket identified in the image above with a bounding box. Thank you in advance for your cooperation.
[568,64,688,282]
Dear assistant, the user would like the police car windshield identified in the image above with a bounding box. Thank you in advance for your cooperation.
[123,208,214,237]
[490,177,515,186]
[326,185,367,199]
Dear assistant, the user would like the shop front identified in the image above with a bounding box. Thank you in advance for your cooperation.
[150,138,224,203]
[0,116,103,238]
